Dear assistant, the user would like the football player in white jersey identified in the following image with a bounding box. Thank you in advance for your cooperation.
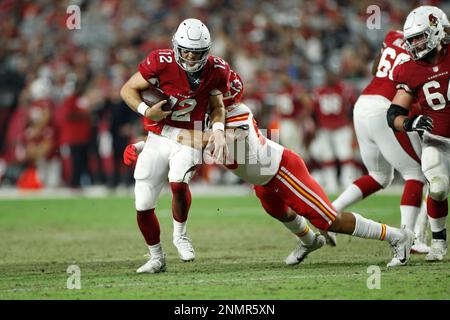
[126,100,416,267]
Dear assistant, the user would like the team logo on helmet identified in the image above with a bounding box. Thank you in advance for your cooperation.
[429,13,439,27]
[231,79,243,92]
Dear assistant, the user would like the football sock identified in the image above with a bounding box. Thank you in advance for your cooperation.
[427,196,448,235]
[351,212,402,243]
[400,205,419,232]
[414,200,428,236]
[400,180,424,231]
[148,243,163,258]
[173,219,187,238]
[333,175,383,212]
[332,183,363,212]
[136,209,160,246]
[354,175,383,197]
[283,215,315,246]
[170,182,191,223]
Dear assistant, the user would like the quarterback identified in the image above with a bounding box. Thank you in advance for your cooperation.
[120,18,230,273]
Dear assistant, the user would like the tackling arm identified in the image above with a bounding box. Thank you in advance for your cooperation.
[206,94,228,161]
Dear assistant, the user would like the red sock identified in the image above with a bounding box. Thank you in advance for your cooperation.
[427,196,448,219]
[401,180,424,207]
[353,175,382,198]
[170,182,191,223]
[136,209,160,245]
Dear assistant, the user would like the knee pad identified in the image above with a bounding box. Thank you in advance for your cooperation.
[370,170,394,189]
[429,175,450,202]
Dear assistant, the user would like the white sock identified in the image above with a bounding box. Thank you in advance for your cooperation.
[148,243,163,258]
[414,200,428,235]
[332,184,363,212]
[351,212,402,243]
[173,219,187,238]
[283,215,315,245]
[429,216,447,233]
[400,205,420,232]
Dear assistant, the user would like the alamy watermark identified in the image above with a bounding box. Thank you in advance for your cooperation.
[366,265,381,289]
[66,5,81,30]
[67,265,81,289]
[366,5,381,30]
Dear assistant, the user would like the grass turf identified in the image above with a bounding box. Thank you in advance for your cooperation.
[0,194,449,300]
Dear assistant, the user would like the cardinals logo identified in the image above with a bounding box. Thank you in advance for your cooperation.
[429,13,439,27]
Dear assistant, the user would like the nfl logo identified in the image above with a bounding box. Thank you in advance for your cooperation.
[433,66,439,72]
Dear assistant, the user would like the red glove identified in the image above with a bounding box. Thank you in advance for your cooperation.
[123,144,138,166]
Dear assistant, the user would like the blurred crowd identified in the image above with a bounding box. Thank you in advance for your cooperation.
[0,0,447,191]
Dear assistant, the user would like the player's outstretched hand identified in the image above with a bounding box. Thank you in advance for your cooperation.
[207,130,228,163]
[403,115,433,133]
[145,100,172,122]
[123,144,138,166]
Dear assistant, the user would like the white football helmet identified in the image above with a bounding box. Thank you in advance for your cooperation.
[420,6,450,44]
[403,7,445,60]
[172,18,211,72]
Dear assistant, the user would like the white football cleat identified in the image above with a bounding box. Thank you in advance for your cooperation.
[411,239,430,254]
[387,228,415,267]
[425,239,448,262]
[136,254,166,274]
[319,230,337,247]
[173,235,195,262]
[285,234,325,265]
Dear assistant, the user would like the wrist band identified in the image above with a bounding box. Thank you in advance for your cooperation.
[137,102,149,116]
[212,122,225,132]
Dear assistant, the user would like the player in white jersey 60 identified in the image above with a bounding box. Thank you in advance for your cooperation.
[331,28,427,252]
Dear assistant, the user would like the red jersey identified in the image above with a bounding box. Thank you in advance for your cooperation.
[223,70,244,108]
[138,49,230,132]
[393,45,450,138]
[313,82,354,130]
[362,30,410,100]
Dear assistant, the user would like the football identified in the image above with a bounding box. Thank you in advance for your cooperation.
[140,87,173,111]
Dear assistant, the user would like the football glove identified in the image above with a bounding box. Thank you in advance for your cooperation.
[123,144,138,166]
[403,115,433,133]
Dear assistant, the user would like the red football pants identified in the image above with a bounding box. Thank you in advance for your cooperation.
[254,148,338,230]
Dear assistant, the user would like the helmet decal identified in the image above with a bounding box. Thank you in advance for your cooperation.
[429,13,439,27]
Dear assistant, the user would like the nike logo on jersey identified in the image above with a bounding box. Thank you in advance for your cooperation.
[147,57,151,65]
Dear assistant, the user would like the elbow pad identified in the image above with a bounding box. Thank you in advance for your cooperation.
[386,104,409,129]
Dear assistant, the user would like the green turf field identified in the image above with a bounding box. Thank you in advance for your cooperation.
[0,194,449,300]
